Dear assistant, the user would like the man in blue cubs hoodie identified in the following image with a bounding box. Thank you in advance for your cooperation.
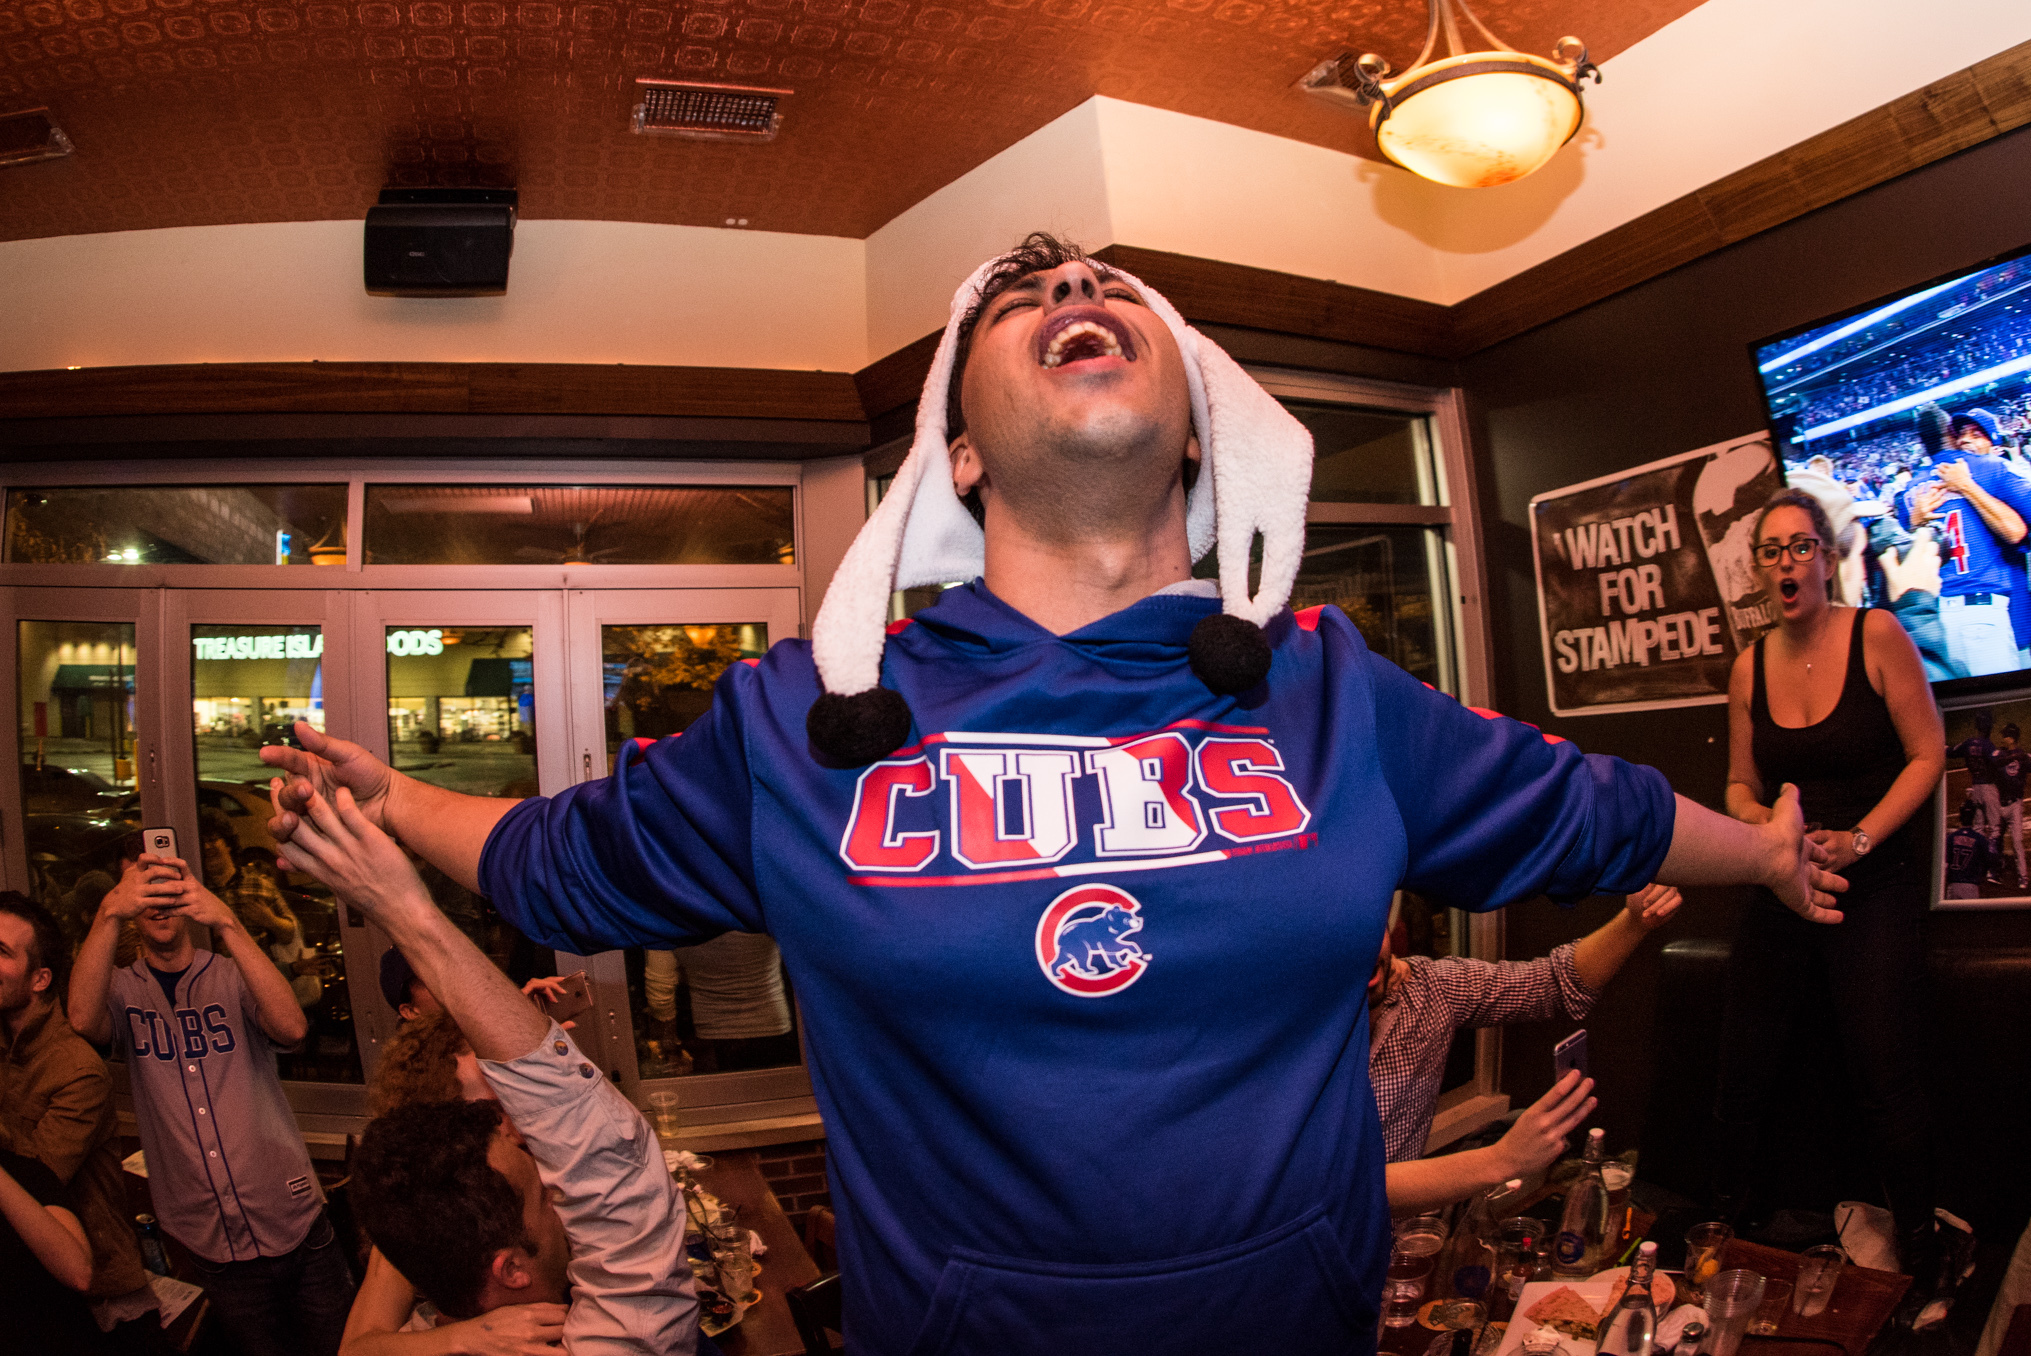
[266,235,1844,1354]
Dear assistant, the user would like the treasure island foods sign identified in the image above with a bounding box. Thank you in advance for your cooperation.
[1530,435,1784,716]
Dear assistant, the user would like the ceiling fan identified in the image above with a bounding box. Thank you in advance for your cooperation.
[513,511,628,565]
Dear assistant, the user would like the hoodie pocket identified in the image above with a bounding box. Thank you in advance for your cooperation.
[903,1206,1373,1356]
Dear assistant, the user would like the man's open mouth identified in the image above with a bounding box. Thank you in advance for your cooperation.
[1037,308,1136,369]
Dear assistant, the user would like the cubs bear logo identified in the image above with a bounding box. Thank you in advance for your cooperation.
[1035,884,1150,997]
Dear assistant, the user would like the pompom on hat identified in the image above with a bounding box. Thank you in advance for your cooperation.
[807,241,1315,765]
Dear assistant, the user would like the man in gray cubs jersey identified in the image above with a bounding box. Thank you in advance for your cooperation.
[69,847,356,1356]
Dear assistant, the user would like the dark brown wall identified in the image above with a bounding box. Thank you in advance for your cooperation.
[1461,122,2031,1172]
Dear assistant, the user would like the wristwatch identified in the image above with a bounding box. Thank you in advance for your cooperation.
[1851,828,1873,856]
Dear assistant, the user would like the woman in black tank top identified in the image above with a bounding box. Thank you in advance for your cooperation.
[1718,490,1947,1286]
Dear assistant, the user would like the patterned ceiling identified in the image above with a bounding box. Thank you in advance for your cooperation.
[0,0,1699,242]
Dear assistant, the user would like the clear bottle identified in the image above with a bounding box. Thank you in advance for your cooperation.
[134,1213,170,1276]
[1552,1127,1610,1278]
[1596,1239,1660,1356]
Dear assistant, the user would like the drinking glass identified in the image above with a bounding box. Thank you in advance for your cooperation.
[1683,1221,1734,1303]
[714,1237,759,1305]
[1385,1217,1448,1327]
[1794,1245,1846,1317]
[1749,1279,1792,1335]
[1702,1269,1767,1356]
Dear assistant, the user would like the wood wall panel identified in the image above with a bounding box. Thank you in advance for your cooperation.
[0,362,867,424]
[852,332,944,424]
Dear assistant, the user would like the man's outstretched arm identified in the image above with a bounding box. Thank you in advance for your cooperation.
[263,723,514,895]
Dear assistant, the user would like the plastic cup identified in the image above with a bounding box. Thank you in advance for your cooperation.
[1749,1279,1791,1335]
[1793,1245,1845,1317]
[1702,1269,1767,1356]
[646,1090,681,1144]
[1384,1217,1448,1327]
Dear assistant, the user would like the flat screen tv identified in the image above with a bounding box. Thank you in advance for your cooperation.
[1750,243,2031,694]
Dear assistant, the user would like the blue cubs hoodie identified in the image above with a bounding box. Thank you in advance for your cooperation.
[481,582,1673,1355]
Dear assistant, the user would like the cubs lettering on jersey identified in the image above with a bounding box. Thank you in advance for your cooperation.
[123,1003,238,1059]
[839,722,1314,885]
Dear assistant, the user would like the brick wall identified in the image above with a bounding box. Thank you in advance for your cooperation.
[756,1138,830,1243]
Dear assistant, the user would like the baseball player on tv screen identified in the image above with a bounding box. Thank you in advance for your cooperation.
[265,234,1844,1356]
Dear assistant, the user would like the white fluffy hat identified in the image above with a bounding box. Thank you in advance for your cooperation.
[806,243,1315,764]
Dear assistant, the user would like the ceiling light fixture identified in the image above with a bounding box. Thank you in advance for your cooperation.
[1299,0,1599,189]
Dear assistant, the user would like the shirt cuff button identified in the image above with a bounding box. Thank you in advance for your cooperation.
[578,1062,595,1078]
[554,1040,569,1055]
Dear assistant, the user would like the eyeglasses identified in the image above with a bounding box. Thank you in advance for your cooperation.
[1753,538,1821,566]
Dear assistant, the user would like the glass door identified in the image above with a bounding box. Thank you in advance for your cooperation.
[1,588,164,957]
[564,588,804,1118]
[347,591,571,1080]
[163,591,361,1089]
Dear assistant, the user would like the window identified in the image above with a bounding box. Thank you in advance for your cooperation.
[6,486,348,565]
[189,624,358,1083]
[596,622,803,1082]
[17,621,141,957]
[362,485,795,566]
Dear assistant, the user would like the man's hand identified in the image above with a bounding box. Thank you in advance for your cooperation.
[152,869,242,934]
[98,855,179,923]
[438,1302,568,1356]
[1907,483,1948,527]
[1935,460,1978,496]
[262,722,399,865]
[1623,883,1681,931]
[1491,1070,1597,1182]
[276,785,437,927]
[1761,785,1846,923]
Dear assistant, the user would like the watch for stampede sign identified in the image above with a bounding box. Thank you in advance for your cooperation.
[1530,434,1785,716]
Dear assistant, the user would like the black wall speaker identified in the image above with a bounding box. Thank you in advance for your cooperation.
[364,187,516,297]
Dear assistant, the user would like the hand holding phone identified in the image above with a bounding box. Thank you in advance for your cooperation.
[526,971,593,1025]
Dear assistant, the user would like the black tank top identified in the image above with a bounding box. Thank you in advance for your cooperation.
[1750,607,1906,837]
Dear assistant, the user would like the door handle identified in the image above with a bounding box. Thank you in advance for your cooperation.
[583,749,593,781]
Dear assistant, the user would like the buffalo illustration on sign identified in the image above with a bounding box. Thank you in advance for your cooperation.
[1530,435,1783,716]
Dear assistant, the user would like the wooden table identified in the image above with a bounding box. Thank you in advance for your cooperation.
[1717,1238,1908,1356]
[692,1150,823,1356]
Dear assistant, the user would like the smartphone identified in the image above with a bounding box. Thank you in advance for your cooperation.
[1553,1028,1590,1083]
[142,826,179,863]
[537,971,594,1025]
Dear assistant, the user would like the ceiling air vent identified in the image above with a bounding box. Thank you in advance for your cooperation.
[0,107,73,168]
[632,80,790,143]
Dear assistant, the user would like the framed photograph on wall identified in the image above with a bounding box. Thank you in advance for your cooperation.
[1935,691,2031,910]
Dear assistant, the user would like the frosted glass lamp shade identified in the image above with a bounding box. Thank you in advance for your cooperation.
[1373,53,1586,188]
